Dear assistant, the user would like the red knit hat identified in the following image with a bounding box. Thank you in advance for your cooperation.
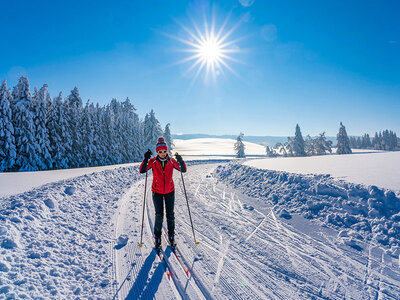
[156,136,168,152]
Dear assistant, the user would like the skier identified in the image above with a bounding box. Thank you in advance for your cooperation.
[139,137,187,251]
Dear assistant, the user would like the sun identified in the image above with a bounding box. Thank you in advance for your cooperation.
[163,11,243,85]
[198,38,221,63]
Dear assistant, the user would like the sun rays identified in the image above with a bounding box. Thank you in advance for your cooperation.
[164,11,244,86]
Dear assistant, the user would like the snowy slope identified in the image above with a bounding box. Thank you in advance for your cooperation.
[1,153,400,299]
[173,138,266,159]
[244,151,400,191]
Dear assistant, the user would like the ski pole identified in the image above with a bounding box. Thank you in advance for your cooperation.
[138,165,148,247]
[179,164,199,245]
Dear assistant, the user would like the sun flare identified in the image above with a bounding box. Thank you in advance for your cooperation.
[198,38,222,63]
[164,12,243,85]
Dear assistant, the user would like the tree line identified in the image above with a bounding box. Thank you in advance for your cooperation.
[349,130,398,151]
[0,76,173,172]
[235,122,399,158]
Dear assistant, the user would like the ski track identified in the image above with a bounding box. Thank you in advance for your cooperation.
[111,162,400,299]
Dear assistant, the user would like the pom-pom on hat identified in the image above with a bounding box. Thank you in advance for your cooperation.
[156,136,168,152]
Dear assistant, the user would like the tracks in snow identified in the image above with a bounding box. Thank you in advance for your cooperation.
[111,162,400,299]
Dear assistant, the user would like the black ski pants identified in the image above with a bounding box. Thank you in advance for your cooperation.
[152,190,175,239]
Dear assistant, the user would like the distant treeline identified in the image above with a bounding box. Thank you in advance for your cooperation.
[0,76,173,172]
[263,123,399,158]
[349,131,399,151]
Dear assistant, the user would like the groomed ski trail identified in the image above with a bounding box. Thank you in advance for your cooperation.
[112,162,400,299]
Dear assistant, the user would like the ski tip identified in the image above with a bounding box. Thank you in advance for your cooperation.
[195,241,200,245]
[138,243,143,248]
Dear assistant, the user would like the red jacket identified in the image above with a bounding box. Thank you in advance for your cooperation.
[139,156,187,194]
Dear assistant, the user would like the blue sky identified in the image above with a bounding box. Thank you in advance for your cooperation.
[1,0,399,136]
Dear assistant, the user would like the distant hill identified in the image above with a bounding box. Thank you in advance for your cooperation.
[172,133,336,146]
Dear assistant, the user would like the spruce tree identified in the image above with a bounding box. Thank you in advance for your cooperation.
[144,109,163,153]
[164,123,174,154]
[293,124,306,156]
[33,84,52,169]
[11,76,39,171]
[0,80,16,171]
[336,122,352,154]
[82,100,97,166]
[47,92,70,169]
[66,87,84,167]
[234,132,246,158]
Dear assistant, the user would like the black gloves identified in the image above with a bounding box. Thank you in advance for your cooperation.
[144,149,152,160]
[175,153,183,163]
[175,153,186,172]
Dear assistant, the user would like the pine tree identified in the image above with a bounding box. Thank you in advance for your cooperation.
[10,76,39,171]
[293,124,306,156]
[164,123,174,154]
[109,98,123,164]
[144,109,163,153]
[47,92,70,169]
[234,132,246,158]
[336,122,352,154]
[93,103,107,165]
[66,87,84,167]
[32,84,53,169]
[0,80,17,171]
[81,100,97,166]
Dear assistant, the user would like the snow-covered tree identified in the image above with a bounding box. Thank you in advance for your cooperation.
[2,76,168,170]
[81,100,97,166]
[293,124,306,156]
[11,76,39,171]
[66,87,84,167]
[47,92,70,169]
[336,122,352,154]
[144,109,163,153]
[234,132,246,158]
[164,123,174,154]
[305,132,332,156]
[0,80,16,171]
[265,145,277,157]
[32,84,53,169]
[92,103,106,165]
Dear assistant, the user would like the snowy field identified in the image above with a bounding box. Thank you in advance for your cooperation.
[1,140,400,299]
[244,151,400,191]
[173,138,266,160]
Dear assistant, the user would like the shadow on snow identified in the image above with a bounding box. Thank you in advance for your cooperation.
[122,249,172,300]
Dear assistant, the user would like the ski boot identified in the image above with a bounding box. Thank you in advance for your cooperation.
[154,237,161,253]
[168,235,176,250]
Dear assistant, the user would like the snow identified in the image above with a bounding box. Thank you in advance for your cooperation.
[1,142,400,299]
[0,162,137,197]
[173,138,266,159]
[0,166,140,298]
[244,151,400,191]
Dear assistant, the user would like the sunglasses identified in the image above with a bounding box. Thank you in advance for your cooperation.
[157,150,167,154]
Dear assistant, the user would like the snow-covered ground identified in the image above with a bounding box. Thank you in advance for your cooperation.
[244,151,400,191]
[1,142,400,299]
[0,163,137,198]
[174,138,266,160]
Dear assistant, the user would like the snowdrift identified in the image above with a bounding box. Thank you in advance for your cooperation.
[215,162,400,257]
[0,166,139,298]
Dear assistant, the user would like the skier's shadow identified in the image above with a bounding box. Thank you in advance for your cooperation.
[125,249,170,299]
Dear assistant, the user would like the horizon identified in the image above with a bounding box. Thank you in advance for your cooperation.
[1,0,399,136]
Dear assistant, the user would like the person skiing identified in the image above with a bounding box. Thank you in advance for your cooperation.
[139,137,187,251]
